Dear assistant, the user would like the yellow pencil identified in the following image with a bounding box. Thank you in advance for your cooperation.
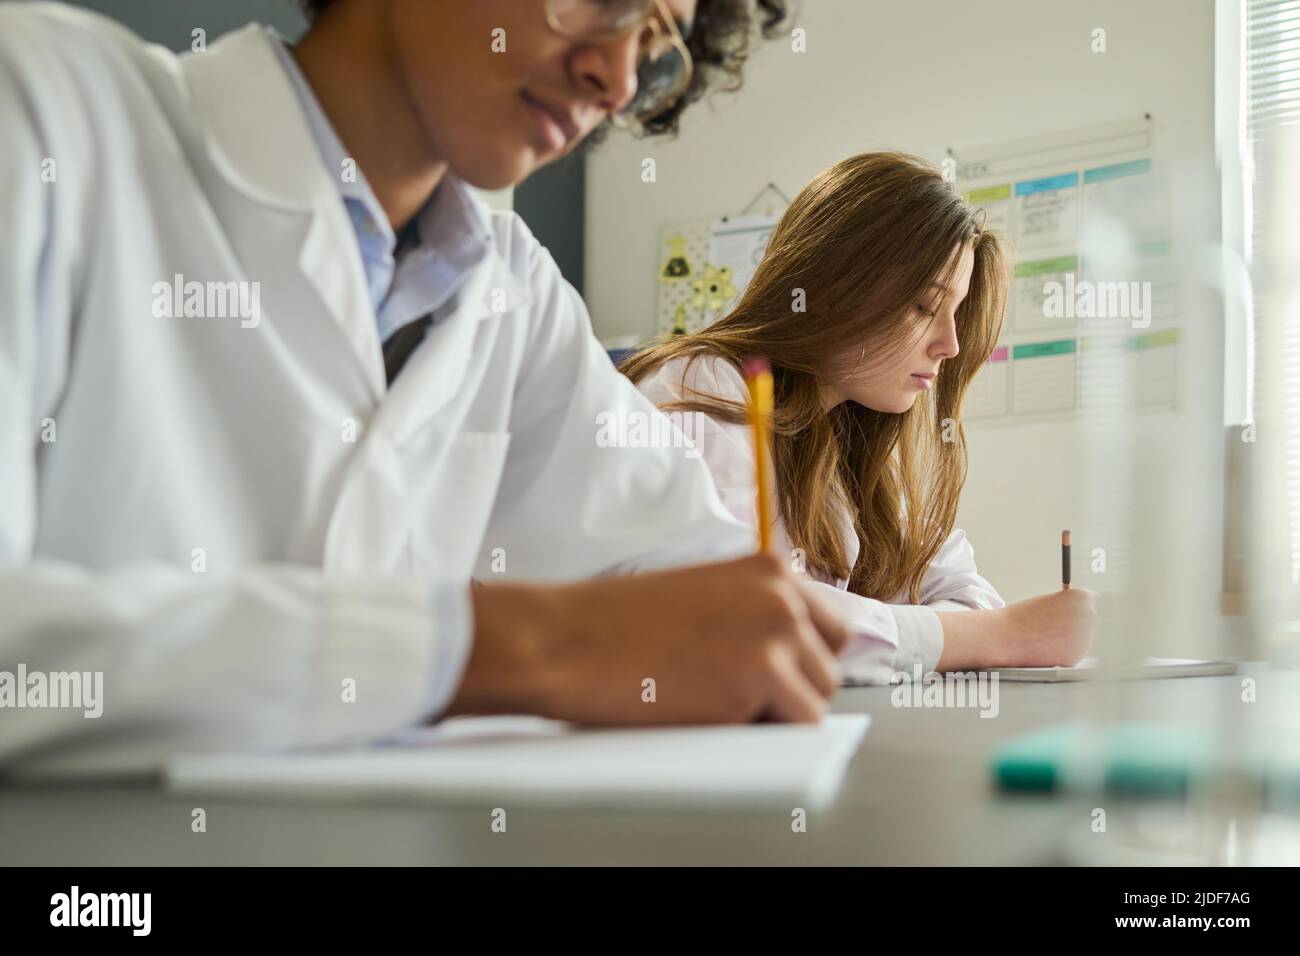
[744,356,774,553]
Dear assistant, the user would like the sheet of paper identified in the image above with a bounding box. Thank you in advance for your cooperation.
[1013,255,1079,333]
[990,658,1237,682]
[167,714,871,810]
[1014,173,1079,252]
[1011,339,1077,413]
[964,346,1010,419]
[709,213,779,303]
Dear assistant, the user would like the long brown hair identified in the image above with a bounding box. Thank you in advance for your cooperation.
[622,152,1008,602]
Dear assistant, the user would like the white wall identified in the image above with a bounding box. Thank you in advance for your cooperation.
[585,0,1219,609]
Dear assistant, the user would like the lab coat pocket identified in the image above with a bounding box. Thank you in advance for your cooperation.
[406,429,512,578]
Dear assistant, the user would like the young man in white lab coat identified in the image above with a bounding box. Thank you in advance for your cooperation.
[0,0,857,773]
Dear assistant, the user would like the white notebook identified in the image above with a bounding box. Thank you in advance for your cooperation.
[167,714,870,810]
[989,657,1238,682]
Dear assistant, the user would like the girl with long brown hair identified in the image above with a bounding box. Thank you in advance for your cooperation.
[624,152,1093,681]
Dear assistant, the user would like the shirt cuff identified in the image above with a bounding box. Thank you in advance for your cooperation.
[421,579,475,719]
[887,604,945,677]
[927,598,973,612]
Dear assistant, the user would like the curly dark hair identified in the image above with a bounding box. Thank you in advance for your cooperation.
[296,0,789,139]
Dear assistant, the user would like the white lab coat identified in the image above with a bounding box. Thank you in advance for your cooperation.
[0,6,754,774]
[636,354,1006,684]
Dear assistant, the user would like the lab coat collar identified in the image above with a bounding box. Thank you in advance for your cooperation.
[178,23,530,412]
[181,22,506,278]
[180,23,336,217]
[264,30,522,325]
[180,23,387,394]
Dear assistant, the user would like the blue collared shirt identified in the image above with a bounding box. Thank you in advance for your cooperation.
[272,38,494,344]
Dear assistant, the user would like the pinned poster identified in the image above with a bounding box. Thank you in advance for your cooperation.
[654,213,779,336]
[709,213,780,305]
[654,183,786,337]
[655,220,712,336]
[955,117,1176,422]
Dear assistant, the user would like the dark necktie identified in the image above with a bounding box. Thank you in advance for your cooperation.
[381,313,433,385]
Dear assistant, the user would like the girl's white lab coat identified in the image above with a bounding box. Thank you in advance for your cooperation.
[0,6,762,774]
[636,355,1006,684]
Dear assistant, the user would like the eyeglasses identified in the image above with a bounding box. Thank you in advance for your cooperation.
[545,0,695,129]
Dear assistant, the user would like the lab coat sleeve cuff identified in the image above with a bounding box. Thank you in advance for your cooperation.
[888,604,945,676]
[422,579,474,720]
[307,576,468,745]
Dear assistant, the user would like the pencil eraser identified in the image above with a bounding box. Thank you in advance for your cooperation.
[743,356,771,378]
